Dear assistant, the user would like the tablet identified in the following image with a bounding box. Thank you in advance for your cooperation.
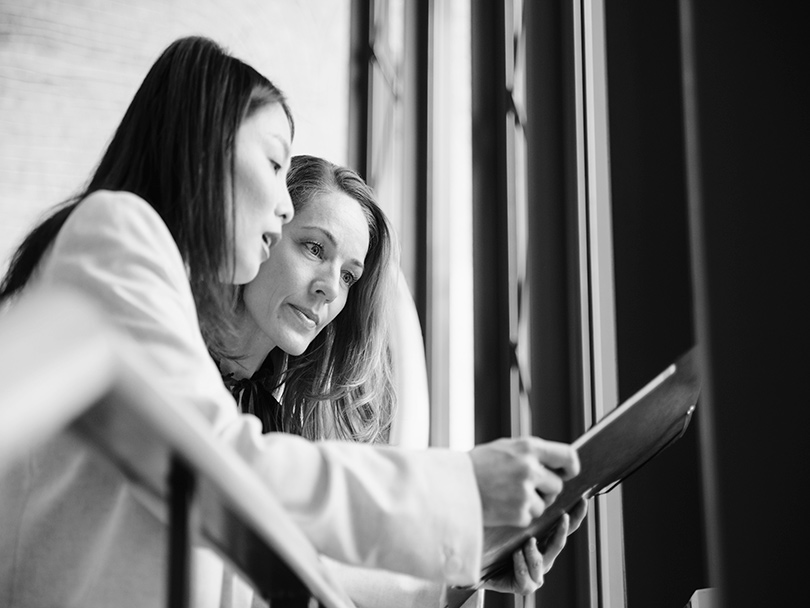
[447,346,701,607]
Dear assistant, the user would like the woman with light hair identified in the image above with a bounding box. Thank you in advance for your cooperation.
[215,154,587,607]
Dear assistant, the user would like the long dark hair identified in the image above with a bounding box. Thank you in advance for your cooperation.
[272,155,397,444]
[0,36,294,354]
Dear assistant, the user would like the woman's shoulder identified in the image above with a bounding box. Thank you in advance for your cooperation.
[75,190,167,231]
[52,190,187,286]
[67,190,178,256]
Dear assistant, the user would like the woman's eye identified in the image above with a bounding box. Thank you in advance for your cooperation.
[342,271,358,287]
[305,242,323,257]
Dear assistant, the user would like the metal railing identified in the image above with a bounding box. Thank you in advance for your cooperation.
[0,286,355,608]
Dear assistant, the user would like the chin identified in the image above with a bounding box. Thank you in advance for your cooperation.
[288,343,310,356]
[279,338,310,357]
[231,262,259,285]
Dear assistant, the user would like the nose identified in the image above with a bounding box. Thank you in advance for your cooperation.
[277,184,294,225]
[313,265,340,303]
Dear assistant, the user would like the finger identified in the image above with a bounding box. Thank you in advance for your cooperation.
[532,466,564,505]
[522,537,544,584]
[526,438,581,479]
[513,542,542,594]
[512,542,531,593]
[527,487,548,522]
[568,497,588,533]
[541,514,570,572]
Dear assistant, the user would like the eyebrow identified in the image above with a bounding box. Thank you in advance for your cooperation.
[302,225,365,270]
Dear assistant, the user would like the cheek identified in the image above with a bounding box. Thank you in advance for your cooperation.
[234,161,270,225]
[243,257,293,326]
[229,200,250,253]
[234,195,259,235]
[326,294,350,326]
[229,228,258,284]
[244,279,274,321]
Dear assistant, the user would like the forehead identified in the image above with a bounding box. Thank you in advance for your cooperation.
[294,190,370,261]
[239,102,292,151]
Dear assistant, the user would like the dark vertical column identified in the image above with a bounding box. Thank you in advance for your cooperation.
[348,0,371,178]
[524,0,579,473]
[471,3,511,604]
[603,1,706,605]
[402,0,432,331]
[471,0,512,448]
[681,1,805,605]
[168,458,195,608]
[524,1,589,606]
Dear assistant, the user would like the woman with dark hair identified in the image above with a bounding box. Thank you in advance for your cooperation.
[0,36,295,352]
[217,155,587,607]
[0,37,582,608]
[0,35,295,608]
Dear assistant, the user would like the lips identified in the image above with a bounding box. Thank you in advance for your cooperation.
[261,233,276,260]
[289,304,319,327]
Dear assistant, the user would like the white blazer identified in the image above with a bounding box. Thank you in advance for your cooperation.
[0,191,482,608]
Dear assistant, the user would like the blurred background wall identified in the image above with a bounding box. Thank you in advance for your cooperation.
[0,0,351,271]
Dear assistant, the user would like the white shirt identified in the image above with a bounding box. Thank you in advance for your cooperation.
[0,191,483,608]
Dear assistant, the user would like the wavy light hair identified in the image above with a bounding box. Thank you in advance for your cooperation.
[271,155,398,444]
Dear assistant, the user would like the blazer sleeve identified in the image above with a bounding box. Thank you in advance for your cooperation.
[37,190,483,586]
[321,556,485,608]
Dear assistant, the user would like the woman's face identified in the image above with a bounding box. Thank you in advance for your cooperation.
[227,102,294,284]
[242,189,370,356]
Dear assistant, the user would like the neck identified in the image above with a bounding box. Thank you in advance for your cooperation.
[219,310,277,379]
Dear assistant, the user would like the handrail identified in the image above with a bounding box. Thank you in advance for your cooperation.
[0,286,356,608]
